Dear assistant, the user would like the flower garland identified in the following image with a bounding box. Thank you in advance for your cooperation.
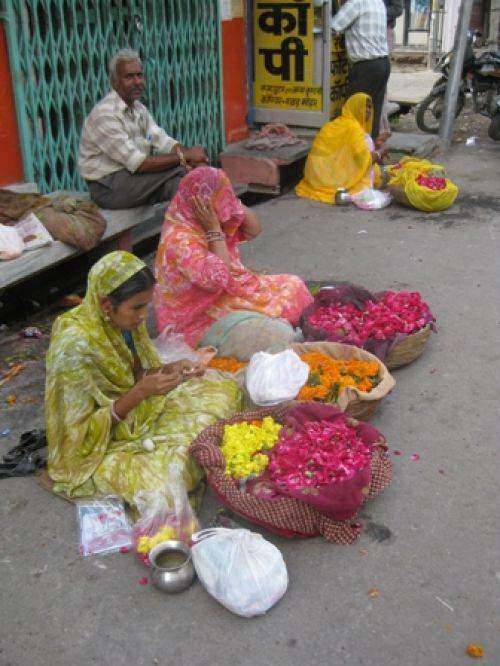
[221,417,282,479]
[297,352,379,402]
[208,357,247,373]
[268,419,371,491]
[307,290,434,347]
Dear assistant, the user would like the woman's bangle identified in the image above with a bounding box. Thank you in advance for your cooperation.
[175,145,189,170]
[205,230,225,243]
[110,401,123,423]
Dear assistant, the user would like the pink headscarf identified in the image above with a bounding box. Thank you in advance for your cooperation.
[166,166,246,237]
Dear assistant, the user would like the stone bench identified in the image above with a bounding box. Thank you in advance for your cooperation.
[0,190,166,292]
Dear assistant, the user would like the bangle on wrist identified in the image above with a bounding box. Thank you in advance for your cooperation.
[175,145,188,170]
[205,230,225,243]
[111,401,123,423]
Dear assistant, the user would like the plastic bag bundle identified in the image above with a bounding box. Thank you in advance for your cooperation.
[245,349,309,406]
[200,311,302,361]
[351,188,392,210]
[132,462,199,565]
[388,157,458,212]
[191,528,288,617]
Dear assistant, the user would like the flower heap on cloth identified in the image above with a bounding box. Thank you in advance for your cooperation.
[189,404,392,543]
[266,404,381,521]
[301,284,435,360]
[221,417,282,480]
[208,357,248,373]
[297,351,379,403]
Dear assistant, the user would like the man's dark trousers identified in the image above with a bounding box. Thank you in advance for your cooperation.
[347,56,391,140]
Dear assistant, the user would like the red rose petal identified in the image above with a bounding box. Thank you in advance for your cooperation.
[119,546,130,554]
[138,577,148,585]
[411,453,420,461]
[392,450,403,456]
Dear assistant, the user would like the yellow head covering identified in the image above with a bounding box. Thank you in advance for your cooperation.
[296,93,376,203]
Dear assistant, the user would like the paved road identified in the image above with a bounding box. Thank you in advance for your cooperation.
[388,69,441,105]
[1,138,499,666]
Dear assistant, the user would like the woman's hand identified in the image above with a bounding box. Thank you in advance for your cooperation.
[162,359,205,379]
[136,366,184,398]
[192,196,221,232]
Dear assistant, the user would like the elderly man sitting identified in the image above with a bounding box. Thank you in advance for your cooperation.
[78,49,207,209]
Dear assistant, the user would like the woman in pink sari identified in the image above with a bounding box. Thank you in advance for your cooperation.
[154,167,312,346]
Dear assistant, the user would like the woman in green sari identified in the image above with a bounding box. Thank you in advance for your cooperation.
[45,251,241,504]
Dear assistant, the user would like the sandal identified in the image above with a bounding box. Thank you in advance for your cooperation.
[0,451,46,479]
[3,429,46,464]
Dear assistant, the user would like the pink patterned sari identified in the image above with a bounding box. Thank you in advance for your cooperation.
[154,167,312,346]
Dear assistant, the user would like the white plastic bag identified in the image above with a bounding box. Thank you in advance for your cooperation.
[0,224,24,260]
[351,188,392,210]
[76,497,132,556]
[191,528,288,617]
[245,349,309,406]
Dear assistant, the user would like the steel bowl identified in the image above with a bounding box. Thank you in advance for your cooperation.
[334,187,351,205]
[149,540,195,594]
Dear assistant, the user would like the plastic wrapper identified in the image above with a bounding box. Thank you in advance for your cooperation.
[0,224,24,260]
[191,528,288,617]
[14,212,53,251]
[76,497,132,556]
[132,462,199,566]
[153,326,216,366]
[245,349,309,406]
[351,188,392,210]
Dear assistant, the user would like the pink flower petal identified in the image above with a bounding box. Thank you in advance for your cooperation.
[138,577,148,585]
[392,449,403,456]
[411,453,420,461]
[119,546,130,554]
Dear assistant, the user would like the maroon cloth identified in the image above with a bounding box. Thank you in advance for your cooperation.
[189,405,392,544]
[300,282,433,360]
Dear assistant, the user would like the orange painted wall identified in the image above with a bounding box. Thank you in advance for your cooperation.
[221,17,250,144]
[0,25,24,185]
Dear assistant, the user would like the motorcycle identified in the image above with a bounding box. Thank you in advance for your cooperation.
[416,32,500,141]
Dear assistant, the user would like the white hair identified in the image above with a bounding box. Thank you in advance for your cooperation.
[109,49,141,83]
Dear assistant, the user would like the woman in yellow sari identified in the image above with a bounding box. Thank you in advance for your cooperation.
[45,251,240,504]
[296,93,383,204]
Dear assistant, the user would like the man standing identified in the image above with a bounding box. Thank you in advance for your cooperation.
[78,49,208,209]
[379,0,404,138]
[331,0,390,139]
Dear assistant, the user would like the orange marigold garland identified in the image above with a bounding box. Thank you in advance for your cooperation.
[208,357,247,373]
[297,352,380,402]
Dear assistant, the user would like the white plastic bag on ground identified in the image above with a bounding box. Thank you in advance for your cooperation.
[245,349,309,406]
[352,188,392,210]
[0,224,24,260]
[191,528,288,617]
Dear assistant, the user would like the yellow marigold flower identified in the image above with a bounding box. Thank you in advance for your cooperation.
[221,417,281,479]
[466,644,484,658]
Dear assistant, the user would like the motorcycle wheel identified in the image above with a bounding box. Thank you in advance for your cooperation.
[416,88,466,134]
[488,113,500,141]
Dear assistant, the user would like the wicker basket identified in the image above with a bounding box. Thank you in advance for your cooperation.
[385,324,432,370]
[189,406,392,545]
[389,184,412,208]
[291,341,395,421]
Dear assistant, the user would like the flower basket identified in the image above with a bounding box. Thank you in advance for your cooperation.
[189,405,392,545]
[384,323,432,370]
[291,342,395,421]
[300,283,435,370]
